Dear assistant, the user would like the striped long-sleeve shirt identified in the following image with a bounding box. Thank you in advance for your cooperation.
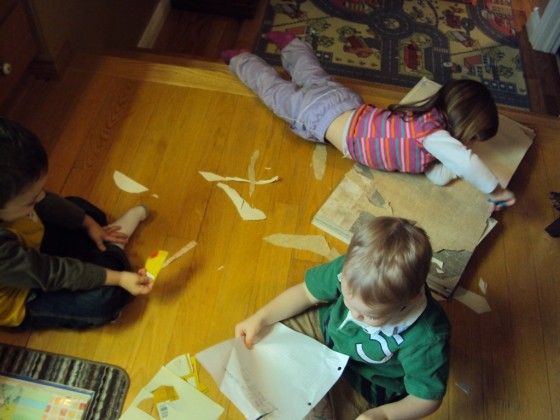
[346,105,445,173]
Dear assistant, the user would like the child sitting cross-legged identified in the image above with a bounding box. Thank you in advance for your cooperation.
[0,117,153,330]
[236,216,450,419]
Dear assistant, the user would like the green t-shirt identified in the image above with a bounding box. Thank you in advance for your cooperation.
[305,255,450,406]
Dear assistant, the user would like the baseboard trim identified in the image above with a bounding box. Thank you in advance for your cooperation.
[138,0,171,49]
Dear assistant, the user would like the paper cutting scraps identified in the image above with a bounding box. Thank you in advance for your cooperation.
[478,278,488,295]
[196,323,348,420]
[217,183,266,220]
[166,354,207,393]
[162,241,198,269]
[119,354,223,420]
[199,171,278,184]
[312,144,327,180]
[113,170,149,193]
[264,233,340,260]
[454,287,491,314]
[455,382,471,394]
[248,150,259,196]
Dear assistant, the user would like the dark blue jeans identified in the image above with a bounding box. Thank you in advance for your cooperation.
[19,197,132,330]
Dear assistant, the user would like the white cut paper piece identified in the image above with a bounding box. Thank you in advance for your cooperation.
[199,171,278,184]
[455,382,471,394]
[478,278,488,295]
[431,257,444,270]
[436,268,444,274]
[312,144,327,180]
[248,150,259,197]
[264,233,334,259]
[196,323,349,420]
[162,241,197,269]
[453,287,491,314]
[151,194,159,199]
[113,170,149,193]
[217,183,266,220]
[119,366,223,420]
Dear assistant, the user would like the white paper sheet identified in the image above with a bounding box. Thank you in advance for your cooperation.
[196,323,349,420]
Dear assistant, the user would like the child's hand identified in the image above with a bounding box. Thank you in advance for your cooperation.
[488,187,516,212]
[117,269,153,295]
[83,215,129,250]
[235,314,267,349]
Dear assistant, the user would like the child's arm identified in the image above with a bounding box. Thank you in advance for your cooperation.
[423,132,516,207]
[356,395,441,420]
[235,282,320,349]
[82,214,128,251]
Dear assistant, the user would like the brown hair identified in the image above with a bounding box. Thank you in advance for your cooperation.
[343,217,432,307]
[388,79,499,144]
[0,117,48,208]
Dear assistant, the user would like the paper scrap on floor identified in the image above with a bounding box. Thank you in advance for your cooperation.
[199,171,278,184]
[216,182,266,220]
[312,144,327,180]
[196,323,349,420]
[264,233,340,260]
[113,170,149,193]
[119,354,223,420]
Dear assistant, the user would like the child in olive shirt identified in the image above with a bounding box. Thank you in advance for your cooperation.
[236,217,450,419]
[0,117,153,330]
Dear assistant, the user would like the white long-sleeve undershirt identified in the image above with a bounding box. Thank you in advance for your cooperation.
[423,130,499,194]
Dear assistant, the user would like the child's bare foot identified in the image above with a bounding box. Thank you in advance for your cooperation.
[108,205,149,248]
[221,49,250,64]
[263,31,295,49]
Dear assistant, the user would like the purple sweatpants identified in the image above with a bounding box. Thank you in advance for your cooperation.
[229,39,363,142]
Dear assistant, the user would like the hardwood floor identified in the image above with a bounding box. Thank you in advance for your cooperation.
[0,2,559,419]
[1,49,559,419]
[153,0,560,117]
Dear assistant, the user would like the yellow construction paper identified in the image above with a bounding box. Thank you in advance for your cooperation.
[145,250,169,281]
[153,385,179,404]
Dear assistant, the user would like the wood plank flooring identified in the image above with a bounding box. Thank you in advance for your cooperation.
[1,50,559,419]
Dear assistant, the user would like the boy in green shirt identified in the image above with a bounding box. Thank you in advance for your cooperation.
[236,217,450,419]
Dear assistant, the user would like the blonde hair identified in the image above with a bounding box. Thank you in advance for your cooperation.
[344,217,432,307]
[388,79,499,144]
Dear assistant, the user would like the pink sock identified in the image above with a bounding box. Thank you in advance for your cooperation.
[263,31,296,49]
[221,49,250,64]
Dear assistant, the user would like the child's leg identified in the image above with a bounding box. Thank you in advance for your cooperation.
[40,196,109,258]
[228,52,310,136]
[21,286,131,330]
[263,32,330,87]
[280,38,334,88]
[107,205,149,249]
[328,378,372,420]
[28,197,140,330]
[228,51,361,142]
